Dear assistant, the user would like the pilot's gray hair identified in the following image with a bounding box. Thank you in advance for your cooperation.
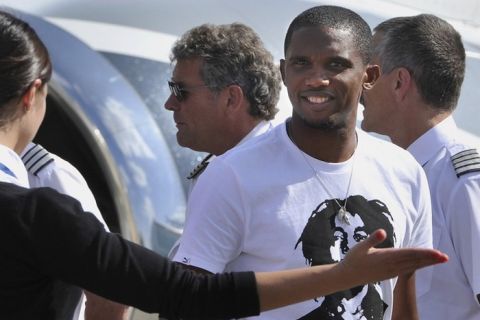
[170,23,280,120]
[374,14,465,111]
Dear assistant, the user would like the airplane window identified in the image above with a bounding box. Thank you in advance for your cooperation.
[101,53,207,194]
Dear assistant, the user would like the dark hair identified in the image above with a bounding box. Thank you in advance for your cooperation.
[374,14,465,111]
[170,23,280,120]
[0,10,52,125]
[284,5,373,64]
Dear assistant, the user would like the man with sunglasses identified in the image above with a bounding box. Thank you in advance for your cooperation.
[165,23,281,259]
[164,23,281,183]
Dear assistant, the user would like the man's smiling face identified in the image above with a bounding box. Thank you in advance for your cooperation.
[281,26,368,131]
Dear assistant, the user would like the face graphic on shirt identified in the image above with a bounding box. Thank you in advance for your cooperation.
[295,195,396,319]
[329,212,368,261]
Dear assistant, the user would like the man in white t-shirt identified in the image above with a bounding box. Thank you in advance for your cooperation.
[361,14,480,319]
[164,23,281,257]
[173,6,432,319]
[21,142,128,320]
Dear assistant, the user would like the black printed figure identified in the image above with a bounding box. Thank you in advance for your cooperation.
[296,195,396,319]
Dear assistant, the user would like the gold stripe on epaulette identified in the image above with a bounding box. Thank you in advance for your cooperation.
[451,148,480,177]
[187,154,213,180]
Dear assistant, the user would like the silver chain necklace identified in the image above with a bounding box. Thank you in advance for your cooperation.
[286,121,357,225]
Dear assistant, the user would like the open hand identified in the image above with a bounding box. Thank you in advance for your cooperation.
[338,229,448,286]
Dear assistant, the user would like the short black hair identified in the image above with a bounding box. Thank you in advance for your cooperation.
[284,5,372,64]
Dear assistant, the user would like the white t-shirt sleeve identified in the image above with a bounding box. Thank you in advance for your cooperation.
[448,176,480,303]
[30,157,109,231]
[173,159,247,273]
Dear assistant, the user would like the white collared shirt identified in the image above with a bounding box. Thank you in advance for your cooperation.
[410,116,480,320]
[21,143,107,230]
[237,120,272,147]
[21,142,108,320]
[168,120,273,259]
[0,144,29,187]
[188,120,273,190]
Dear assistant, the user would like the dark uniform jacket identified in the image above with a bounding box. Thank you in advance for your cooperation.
[0,182,259,320]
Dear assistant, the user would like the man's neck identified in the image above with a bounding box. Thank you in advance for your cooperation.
[287,119,357,163]
[211,118,263,156]
[391,108,451,149]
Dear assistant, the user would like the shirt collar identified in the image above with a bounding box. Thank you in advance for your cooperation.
[407,115,456,167]
[187,121,272,180]
[0,144,29,187]
[237,120,272,147]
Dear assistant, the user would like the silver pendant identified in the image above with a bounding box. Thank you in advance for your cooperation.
[338,206,350,225]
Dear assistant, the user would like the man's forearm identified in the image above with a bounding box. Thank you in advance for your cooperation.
[392,271,418,320]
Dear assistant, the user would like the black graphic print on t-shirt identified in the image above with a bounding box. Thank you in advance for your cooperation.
[295,195,396,319]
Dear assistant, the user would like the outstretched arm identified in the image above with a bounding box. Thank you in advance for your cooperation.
[256,229,447,312]
[8,185,447,319]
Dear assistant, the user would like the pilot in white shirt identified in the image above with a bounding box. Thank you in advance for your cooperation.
[410,116,480,320]
[21,142,110,320]
[0,144,88,319]
[21,142,108,228]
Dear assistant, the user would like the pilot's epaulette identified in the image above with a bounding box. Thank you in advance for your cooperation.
[21,143,54,176]
[187,153,213,180]
[451,148,480,177]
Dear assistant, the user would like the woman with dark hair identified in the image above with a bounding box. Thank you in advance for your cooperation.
[0,10,130,320]
[0,10,51,186]
[0,9,448,320]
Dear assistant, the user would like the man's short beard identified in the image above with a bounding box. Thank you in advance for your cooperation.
[302,116,346,131]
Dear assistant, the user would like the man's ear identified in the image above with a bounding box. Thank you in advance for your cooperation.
[392,67,412,102]
[362,64,380,90]
[280,59,286,85]
[225,84,244,112]
[21,79,42,111]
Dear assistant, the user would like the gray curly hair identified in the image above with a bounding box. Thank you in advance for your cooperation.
[171,23,280,120]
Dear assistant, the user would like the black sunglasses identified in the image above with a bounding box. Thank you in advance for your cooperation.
[168,80,210,102]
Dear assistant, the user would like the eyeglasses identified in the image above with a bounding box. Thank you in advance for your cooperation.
[168,80,210,102]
